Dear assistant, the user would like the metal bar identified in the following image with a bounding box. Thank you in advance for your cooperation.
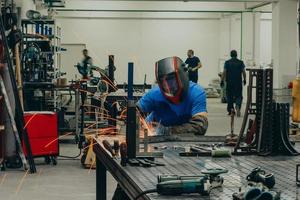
[56,9,272,13]
[126,101,137,159]
[93,140,150,200]
[128,62,134,101]
[126,62,136,159]
[108,55,115,93]
[64,0,277,1]
[234,69,255,153]
[96,156,107,200]
[246,2,271,10]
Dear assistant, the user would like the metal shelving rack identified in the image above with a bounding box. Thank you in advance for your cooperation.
[21,19,62,111]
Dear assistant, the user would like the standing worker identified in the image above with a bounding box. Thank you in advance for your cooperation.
[220,50,246,117]
[76,49,93,79]
[185,49,203,83]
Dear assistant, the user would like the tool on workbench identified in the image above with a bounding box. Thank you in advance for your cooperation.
[246,167,275,189]
[128,158,165,167]
[232,183,281,200]
[158,174,205,183]
[120,142,127,166]
[102,140,116,157]
[134,168,228,200]
[183,144,231,157]
[158,168,228,184]
[225,108,238,146]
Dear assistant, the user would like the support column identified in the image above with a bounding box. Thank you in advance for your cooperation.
[254,12,262,67]
[272,0,298,88]
[242,12,255,67]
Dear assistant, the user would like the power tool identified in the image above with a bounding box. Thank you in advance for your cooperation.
[246,167,275,189]
[134,168,228,200]
[232,183,281,200]
[233,168,280,200]
[156,178,207,195]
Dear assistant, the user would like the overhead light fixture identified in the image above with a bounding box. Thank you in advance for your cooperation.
[44,0,65,8]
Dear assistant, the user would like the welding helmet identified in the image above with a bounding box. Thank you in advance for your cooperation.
[155,56,189,104]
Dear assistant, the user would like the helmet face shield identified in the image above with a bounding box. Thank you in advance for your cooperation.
[155,57,189,104]
[159,72,181,97]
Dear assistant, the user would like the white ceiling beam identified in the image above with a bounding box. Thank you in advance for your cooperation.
[68,0,278,2]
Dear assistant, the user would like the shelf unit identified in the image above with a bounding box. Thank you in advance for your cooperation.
[21,19,62,111]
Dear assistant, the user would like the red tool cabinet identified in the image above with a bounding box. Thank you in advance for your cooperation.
[23,112,59,165]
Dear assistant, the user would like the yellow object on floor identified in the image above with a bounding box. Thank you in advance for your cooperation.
[81,136,96,169]
[292,79,300,122]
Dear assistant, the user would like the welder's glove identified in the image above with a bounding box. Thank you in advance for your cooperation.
[170,115,208,136]
[156,124,171,136]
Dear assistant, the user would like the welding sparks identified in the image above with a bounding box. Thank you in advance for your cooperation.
[0,173,7,186]
[23,113,38,130]
[44,132,74,148]
[15,170,29,195]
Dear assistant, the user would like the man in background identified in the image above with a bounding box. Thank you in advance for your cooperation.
[76,49,93,79]
[185,49,202,83]
[220,50,246,117]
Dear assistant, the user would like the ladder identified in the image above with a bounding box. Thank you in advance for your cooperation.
[0,12,36,173]
[0,75,28,170]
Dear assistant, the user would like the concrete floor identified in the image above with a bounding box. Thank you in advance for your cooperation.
[0,98,242,200]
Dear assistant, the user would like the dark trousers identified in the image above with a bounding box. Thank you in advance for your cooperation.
[189,76,198,84]
[226,85,243,113]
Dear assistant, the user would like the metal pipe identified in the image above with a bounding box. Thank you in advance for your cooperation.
[108,55,115,92]
[128,62,134,100]
[126,62,136,159]
[55,9,271,13]
[246,2,271,10]
[57,0,278,2]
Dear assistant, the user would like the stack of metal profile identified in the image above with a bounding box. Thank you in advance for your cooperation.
[235,68,298,156]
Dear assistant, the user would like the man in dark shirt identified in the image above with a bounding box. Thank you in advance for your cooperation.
[81,49,93,78]
[185,49,202,83]
[221,50,246,117]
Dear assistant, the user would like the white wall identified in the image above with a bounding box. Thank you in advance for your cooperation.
[58,17,220,86]
[272,0,298,89]
[55,0,273,87]
[15,0,36,18]
[260,15,272,66]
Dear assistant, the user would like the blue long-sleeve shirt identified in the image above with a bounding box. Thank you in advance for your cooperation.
[137,81,207,126]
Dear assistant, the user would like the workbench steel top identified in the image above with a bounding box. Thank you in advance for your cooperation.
[120,142,300,200]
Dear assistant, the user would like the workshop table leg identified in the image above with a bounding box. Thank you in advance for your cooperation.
[96,156,107,200]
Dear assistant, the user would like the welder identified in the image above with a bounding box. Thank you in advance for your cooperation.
[112,56,208,200]
[138,56,208,136]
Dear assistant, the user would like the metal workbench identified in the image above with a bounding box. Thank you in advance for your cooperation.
[93,137,300,200]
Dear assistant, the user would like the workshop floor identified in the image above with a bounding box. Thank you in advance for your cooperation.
[0,98,241,200]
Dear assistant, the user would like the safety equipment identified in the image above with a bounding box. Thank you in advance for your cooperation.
[155,57,189,104]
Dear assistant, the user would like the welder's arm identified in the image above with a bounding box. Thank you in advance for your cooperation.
[171,113,208,135]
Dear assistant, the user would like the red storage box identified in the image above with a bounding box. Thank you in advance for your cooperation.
[23,112,59,159]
